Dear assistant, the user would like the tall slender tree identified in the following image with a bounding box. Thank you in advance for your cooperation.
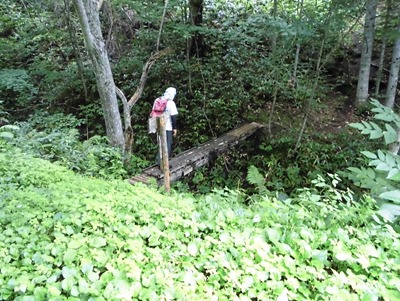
[74,0,124,148]
[73,0,170,160]
[271,0,278,53]
[385,24,400,108]
[374,0,392,97]
[189,0,204,57]
[356,0,378,105]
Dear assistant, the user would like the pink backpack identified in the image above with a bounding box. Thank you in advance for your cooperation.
[150,97,168,117]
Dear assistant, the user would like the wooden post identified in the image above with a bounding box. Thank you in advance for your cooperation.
[157,116,170,192]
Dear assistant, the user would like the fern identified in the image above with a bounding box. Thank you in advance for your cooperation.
[247,165,268,194]
[0,124,19,140]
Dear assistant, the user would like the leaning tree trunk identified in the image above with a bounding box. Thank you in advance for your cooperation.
[356,0,378,106]
[385,24,400,108]
[74,0,124,149]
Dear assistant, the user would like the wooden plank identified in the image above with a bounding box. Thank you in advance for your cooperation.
[128,122,264,185]
[128,174,153,185]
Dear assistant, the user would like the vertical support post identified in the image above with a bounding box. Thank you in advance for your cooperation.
[157,116,170,192]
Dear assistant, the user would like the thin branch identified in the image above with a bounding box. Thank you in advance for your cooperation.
[127,47,172,107]
[105,4,115,52]
[115,86,128,107]
[157,0,169,51]
[115,86,130,130]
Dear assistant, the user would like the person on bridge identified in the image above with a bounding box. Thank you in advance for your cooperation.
[152,87,178,161]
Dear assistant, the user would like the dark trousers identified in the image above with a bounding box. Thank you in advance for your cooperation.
[157,130,173,165]
[166,130,173,157]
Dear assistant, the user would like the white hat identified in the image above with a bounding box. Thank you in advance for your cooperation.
[164,87,177,100]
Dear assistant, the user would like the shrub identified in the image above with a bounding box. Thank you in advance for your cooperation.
[8,111,127,179]
[347,99,400,224]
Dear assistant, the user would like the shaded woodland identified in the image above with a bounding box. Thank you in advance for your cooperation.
[0,0,400,190]
[1,1,400,300]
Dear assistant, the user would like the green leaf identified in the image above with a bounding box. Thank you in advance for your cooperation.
[370,122,381,131]
[388,169,400,181]
[78,278,89,294]
[187,242,198,257]
[374,113,392,122]
[1,124,19,131]
[63,249,77,264]
[0,132,14,139]
[62,267,77,279]
[379,191,400,203]
[347,167,361,173]
[361,128,371,135]
[266,228,280,243]
[367,168,376,179]
[61,278,74,291]
[349,123,365,130]
[376,162,391,171]
[384,131,397,145]
[385,123,397,134]
[378,150,385,161]
[312,250,328,264]
[370,130,383,139]
[86,271,99,282]
[148,234,160,247]
[335,251,352,261]
[241,275,254,290]
[362,121,372,130]
[90,237,107,248]
[381,288,400,301]
[48,284,62,296]
[361,151,377,159]
[385,153,396,167]
[219,232,230,243]
[361,291,379,301]
[70,285,79,297]
[277,289,288,301]
[81,263,94,274]
[68,239,85,249]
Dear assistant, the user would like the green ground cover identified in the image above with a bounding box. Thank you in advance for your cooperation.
[0,147,399,301]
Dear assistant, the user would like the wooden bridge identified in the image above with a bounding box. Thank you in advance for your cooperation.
[128,122,265,185]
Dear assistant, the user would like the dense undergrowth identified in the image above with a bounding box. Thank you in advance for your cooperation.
[183,129,377,195]
[0,108,374,196]
[1,143,399,301]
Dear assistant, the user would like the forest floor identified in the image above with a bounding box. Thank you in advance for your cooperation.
[310,91,359,134]
[267,90,361,139]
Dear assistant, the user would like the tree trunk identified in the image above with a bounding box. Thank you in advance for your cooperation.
[64,0,88,103]
[374,0,392,97]
[356,0,378,106]
[385,24,400,108]
[294,39,325,152]
[271,0,278,54]
[268,85,279,135]
[156,0,169,51]
[74,0,124,148]
[189,0,204,57]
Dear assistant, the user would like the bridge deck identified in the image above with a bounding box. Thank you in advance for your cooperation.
[128,122,264,185]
